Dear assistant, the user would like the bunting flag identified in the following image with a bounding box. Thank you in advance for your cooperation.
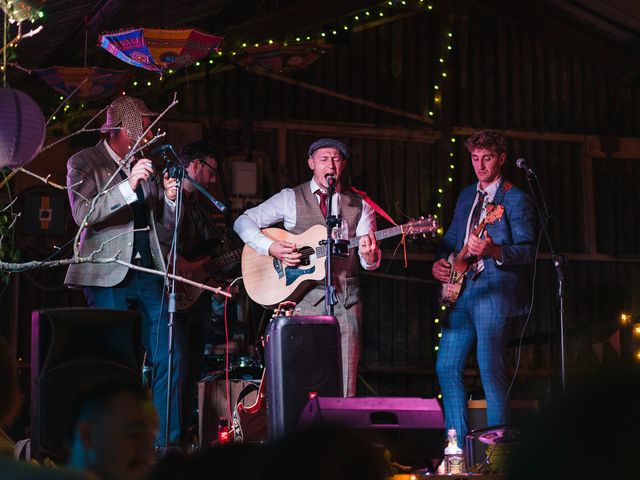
[35,66,131,100]
[237,40,332,73]
[592,342,604,364]
[609,329,621,358]
[569,336,583,364]
[98,28,224,76]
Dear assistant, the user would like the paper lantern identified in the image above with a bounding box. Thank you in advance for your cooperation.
[0,88,45,168]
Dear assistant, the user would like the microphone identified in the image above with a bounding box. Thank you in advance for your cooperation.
[326,175,337,188]
[516,158,535,176]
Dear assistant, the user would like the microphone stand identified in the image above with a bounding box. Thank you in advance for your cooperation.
[161,146,228,450]
[324,180,338,317]
[163,150,184,450]
[522,168,567,392]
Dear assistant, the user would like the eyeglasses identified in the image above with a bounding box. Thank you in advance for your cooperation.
[200,160,217,174]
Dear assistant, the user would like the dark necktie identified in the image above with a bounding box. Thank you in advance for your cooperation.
[316,190,328,218]
[469,190,487,232]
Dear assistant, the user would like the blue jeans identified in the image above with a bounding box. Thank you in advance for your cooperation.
[84,271,186,447]
[435,276,510,448]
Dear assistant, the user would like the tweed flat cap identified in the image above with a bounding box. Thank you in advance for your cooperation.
[100,95,157,142]
[307,138,349,159]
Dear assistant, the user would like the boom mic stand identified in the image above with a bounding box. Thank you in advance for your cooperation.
[520,162,567,392]
[322,176,348,317]
[160,146,228,450]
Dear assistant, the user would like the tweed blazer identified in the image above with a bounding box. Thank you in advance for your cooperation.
[436,180,537,317]
[65,141,176,287]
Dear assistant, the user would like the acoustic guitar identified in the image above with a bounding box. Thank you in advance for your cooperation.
[438,203,504,306]
[174,249,242,311]
[241,216,439,307]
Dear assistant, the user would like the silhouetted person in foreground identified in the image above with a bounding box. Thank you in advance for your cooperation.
[67,379,157,480]
[509,367,640,480]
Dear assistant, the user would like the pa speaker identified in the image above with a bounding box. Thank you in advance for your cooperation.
[298,396,445,467]
[265,315,342,441]
[31,308,142,461]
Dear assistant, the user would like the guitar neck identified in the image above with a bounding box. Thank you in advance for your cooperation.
[316,225,404,258]
[206,248,242,271]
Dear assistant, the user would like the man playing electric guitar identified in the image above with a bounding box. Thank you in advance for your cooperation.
[234,138,380,397]
[431,130,536,448]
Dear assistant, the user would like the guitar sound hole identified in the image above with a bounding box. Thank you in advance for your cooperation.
[298,246,315,267]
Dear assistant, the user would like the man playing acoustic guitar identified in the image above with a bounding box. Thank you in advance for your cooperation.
[431,130,536,448]
[234,138,380,397]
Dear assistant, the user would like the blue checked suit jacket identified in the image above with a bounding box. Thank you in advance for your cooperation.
[436,180,537,317]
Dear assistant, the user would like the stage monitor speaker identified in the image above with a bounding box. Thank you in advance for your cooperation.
[265,315,342,441]
[31,308,142,461]
[298,396,445,467]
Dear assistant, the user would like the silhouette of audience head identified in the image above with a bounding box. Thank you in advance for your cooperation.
[260,426,386,480]
[0,337,21,429]
[67,379,157,480]
[509,367,640,480]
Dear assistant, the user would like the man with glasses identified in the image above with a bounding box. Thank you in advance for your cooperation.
[234,138,380,397]
[172,140,229,445]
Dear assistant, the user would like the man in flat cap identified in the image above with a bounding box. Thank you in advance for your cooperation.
[234,138,379,396]
[65,95,185,448]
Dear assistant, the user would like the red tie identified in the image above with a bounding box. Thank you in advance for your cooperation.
[316,190,328,218]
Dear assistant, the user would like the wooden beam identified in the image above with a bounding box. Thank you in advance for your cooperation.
[191,116,441,142]
[246,66,435,125]
[453,126,586,143]
[381,250,640,263]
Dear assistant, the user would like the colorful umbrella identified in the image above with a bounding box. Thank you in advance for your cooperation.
[35,66,131,100]
[237,40,332,73]
[98,27,224,76]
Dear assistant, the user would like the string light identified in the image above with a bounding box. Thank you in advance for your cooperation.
[621,313,632,326]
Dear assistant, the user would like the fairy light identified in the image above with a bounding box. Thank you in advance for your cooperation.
[632,323,640,337]
[621,313,632,326]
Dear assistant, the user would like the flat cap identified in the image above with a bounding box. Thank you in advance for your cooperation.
[307,138,349,159]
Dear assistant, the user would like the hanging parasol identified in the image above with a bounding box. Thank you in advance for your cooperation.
[237,40,332,73]
[98,27,224,76]
[35,66,131,100]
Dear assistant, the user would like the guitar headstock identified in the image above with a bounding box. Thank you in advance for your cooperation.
[404,214,440,237]
[484,203,505,225]
[272,301,297,318]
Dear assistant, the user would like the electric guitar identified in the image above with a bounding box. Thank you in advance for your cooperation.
[232,301,296,443]
[174,249,242,311]
[438,203,504,306]
[241,216,439,307]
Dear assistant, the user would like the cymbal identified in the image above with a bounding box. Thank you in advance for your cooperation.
[0,88,46,169]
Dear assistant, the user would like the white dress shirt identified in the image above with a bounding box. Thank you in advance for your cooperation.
[464,176,503,270]
[234,178,380,270]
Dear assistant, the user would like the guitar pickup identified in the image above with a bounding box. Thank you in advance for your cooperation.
[272,257,285,279]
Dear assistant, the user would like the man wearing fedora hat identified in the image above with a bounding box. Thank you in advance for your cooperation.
[65,95,185,448]
[234,138,380,397]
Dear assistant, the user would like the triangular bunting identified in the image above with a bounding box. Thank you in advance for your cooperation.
[592,342,604,364]
[609,329,621,358]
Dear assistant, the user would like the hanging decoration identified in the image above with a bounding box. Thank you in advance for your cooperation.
[236,40,332,73]
[0,0,44,23]
[35,66,131,100]
[0,88,45,168]
[98,27,223,77]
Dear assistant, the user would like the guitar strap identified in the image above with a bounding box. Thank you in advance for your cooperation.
[347,185,408,267]
[493,180,513,206]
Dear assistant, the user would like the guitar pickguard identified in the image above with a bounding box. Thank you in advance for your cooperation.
[283,265,316,286]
